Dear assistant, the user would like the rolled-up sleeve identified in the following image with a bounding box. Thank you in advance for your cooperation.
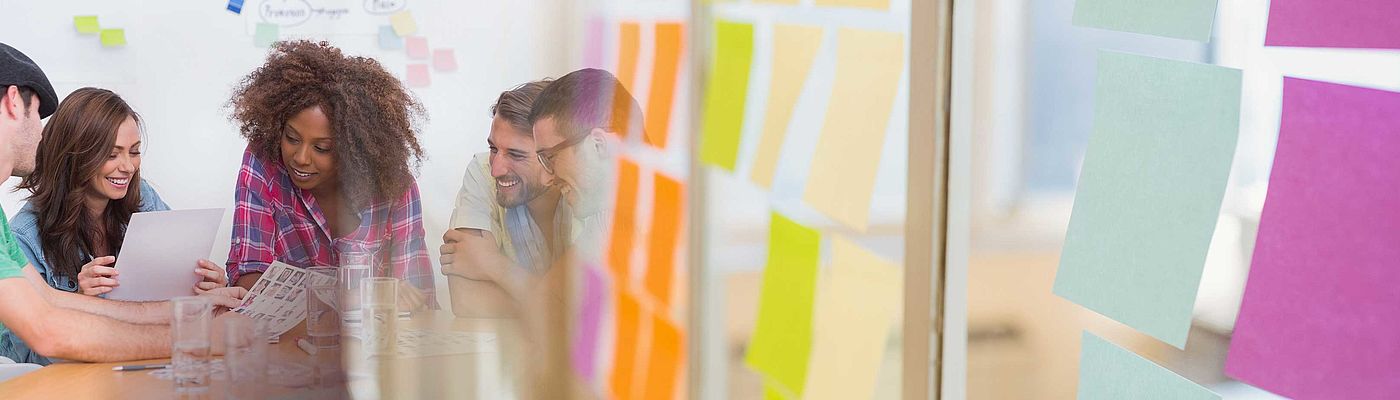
[448,153,495,232]
[226,152,278,283]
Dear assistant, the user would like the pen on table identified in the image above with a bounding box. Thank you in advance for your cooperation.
[112,363,169,371]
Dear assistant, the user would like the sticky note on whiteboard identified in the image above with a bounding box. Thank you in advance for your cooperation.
[1072,0,1219,41]
[100,29,126,47]
[1225,78,1400,400]
[74,16,100,34]
[1052,51,1241,349]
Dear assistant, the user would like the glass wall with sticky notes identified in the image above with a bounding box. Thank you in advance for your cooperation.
[964,0,1400,399]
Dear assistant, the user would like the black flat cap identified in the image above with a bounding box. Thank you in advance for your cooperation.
[0,43,57,119]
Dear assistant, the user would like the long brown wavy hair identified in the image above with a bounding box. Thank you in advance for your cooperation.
[16,87,143,282]
[228,40,425,207]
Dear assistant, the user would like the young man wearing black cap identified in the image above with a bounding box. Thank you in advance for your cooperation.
[0,43,246,364]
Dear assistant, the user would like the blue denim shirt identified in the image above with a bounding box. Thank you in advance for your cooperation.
[0,179,169,364]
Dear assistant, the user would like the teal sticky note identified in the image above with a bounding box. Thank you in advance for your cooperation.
[377,25,402,50]
[1052,50,1240,349]
[1073,0,1218,41]
[254,23,279,48]
[1077,332,1219,400]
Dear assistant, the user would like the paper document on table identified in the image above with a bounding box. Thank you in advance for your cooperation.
[231,262,336,337]
[366,330,498,359]
[107,208,224,301]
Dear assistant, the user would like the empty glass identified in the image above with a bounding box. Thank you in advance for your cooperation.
[223,313,268,399]
[171,296,211,394]
[363,277,398,356]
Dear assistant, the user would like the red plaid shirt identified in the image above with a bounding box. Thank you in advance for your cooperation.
[225,147,437,307]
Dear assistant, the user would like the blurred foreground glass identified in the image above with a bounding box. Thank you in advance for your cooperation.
[363,277,398,356]
[339,264,370,325]
[171,296,211,394]
[308,266,343,386]
[223,313,269,399]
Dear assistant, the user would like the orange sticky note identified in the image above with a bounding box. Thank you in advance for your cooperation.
[610,290,646,400]
[611,22,642,140]
[644,22,684,149]
[607,158,641,279]
[643,173,684,307]
[642,314,685,400]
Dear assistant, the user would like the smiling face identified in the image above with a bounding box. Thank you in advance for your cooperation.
[83,116,141,202]
[279,106,338,193]
[488,116,549,208]
[533,116,612,214]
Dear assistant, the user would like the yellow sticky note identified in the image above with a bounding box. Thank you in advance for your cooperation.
[754,0,801,3]
[802,236,900,400]
[698,21,754,172]
[74,16,100,34]
[390,11,418,36]
[815,0,890,10]
[802,28,904,232]
[100,29,126,47]
[745,212,820,397]
[749,24,824,188]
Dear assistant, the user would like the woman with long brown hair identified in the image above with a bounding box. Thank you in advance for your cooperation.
[8,87,227,296]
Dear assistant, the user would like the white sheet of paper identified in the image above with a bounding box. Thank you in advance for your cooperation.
[106,208,225,301]
[231,261,336,337]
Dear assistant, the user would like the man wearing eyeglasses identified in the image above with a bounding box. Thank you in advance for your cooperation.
[439,80,566,317]
[527,68,642,259]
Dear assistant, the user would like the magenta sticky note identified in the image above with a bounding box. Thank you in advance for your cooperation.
[406,64,429,87]
[582,16,605,68]
[406,36,429,59]
[1225,77,1400,399]
[432,49,457,72]
[570,265,606,383]
[1265,0,1400,49]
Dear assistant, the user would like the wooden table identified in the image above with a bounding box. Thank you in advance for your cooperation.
[0,311,522,399]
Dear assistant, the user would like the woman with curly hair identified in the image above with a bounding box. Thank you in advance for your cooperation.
[226,40,435,309]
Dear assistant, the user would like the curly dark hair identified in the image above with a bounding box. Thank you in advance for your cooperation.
[228,40,426,206]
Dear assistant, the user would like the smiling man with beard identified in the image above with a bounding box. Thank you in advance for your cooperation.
[439,80,565,317]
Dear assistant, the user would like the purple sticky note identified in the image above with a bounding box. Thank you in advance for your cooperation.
[570,266,607,383]
[1265,0,1400,49]
[406,64,429,87]
[1225,77,1400,399]
[406,36,429,59]
[432,49,457,72]
[582,16,605,69]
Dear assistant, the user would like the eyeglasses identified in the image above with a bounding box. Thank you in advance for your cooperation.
[536,132,590,175]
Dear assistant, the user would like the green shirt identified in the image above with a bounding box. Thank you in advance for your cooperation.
[0,203,26,279]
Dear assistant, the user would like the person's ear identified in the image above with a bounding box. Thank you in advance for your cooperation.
[588,127,609,156]
[1,86,20,121]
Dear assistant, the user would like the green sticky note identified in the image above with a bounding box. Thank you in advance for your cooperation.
[698,21,754,172]
[99,29,126,47]
[254,23,279,48]
[1078,332,1219,399]
[744,212,819,397]
[1052,51,1240,349]
[1073,0,1219,41]
[74,16,100,34]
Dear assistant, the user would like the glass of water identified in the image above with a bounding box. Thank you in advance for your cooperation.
[171,296,211,394]
[307,266,343,385]
[223,313,268,399]
[363,277,398,356]
[338,264,370,325]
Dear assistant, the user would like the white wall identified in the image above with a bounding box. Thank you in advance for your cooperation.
[0,0,570,310]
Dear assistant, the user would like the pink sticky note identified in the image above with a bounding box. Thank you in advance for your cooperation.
[406,64,430,87]
[1265,0,1400,49]
[406,36,429,59]
[1225,77,1400,399]
[432,49,457,72]
[570,266,607,383]
[582,16,605,68]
